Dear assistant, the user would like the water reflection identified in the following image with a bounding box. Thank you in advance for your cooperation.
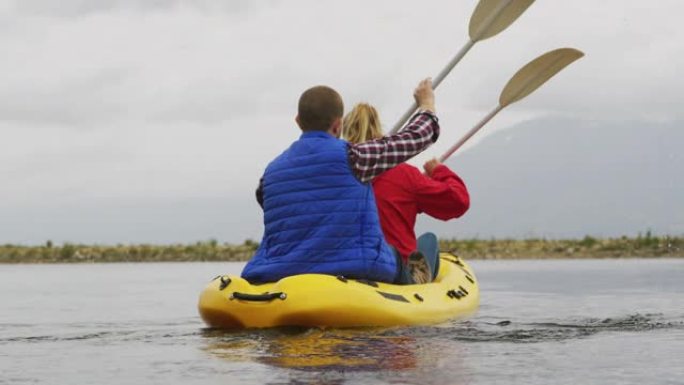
[203,328,418,372]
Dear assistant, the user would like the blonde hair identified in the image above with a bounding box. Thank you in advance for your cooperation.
[343,103,383,144]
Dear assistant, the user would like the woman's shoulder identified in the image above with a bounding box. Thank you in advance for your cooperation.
[376,163,422,182]
[398,162,422,174]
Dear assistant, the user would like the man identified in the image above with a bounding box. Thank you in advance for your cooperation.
[241,79,439,284]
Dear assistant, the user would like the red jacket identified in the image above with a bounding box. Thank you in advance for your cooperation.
[372,163,470,261]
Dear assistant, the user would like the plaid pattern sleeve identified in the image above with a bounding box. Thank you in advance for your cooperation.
[348,111,440,183]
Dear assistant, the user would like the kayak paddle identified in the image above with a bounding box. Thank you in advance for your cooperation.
[438,47,585,162]
[389,0,536,135]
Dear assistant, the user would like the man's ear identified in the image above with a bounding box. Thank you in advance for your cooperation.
[330,117,342,138]
[295,115,303,131]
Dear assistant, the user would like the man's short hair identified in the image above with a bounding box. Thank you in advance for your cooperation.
[297,86,344,132]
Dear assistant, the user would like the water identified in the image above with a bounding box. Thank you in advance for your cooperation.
[1,259,683,385]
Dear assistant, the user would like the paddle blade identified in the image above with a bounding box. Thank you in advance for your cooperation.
[499,48,584,107]
[469,0,535,41]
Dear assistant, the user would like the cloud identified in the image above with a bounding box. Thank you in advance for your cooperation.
[0,8,301,127]
[446,0,684,121]
[5,1,682,129]
[8,0,280,18]
[1,0,683,243]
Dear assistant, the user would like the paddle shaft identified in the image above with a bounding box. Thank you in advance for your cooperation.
[389,0,520,135]
[389,39,475,135]
[438,105,503,162]
[437,47,584,163]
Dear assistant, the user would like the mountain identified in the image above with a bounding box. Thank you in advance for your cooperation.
[417,117,684,239]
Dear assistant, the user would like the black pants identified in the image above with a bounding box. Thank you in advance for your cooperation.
[393,248,413,285]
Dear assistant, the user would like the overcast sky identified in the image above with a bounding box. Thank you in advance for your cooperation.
[1,1,682,244]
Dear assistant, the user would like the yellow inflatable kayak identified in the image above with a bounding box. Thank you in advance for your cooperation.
[198,253,479,329]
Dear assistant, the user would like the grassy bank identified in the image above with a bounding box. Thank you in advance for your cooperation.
[439,234,683,259]
[1,234,682,263]
[0,240,259,264]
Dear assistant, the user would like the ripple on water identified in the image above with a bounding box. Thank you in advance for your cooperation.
[195,312,684,375]
[375,313,684,343]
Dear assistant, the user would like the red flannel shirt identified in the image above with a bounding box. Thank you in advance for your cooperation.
[348,111,439,182]
[372,163,470,260]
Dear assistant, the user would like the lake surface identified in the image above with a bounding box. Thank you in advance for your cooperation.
[1,259,683,385]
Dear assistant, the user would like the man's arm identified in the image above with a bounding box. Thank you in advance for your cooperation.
[256,177,264,209]
[348,78,439,183]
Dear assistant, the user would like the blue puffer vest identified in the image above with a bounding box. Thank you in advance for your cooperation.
[241,131,398,283]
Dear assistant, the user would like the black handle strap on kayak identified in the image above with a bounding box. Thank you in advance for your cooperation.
[218,276,232,291]
[355,279,379,288]
[443,256,464,267]
[443,257,476,283]
[230,292,287,301]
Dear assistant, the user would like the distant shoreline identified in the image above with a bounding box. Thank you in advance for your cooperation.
[1,235,682,263]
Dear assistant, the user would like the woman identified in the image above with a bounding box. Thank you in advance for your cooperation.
[343,103,470,282]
